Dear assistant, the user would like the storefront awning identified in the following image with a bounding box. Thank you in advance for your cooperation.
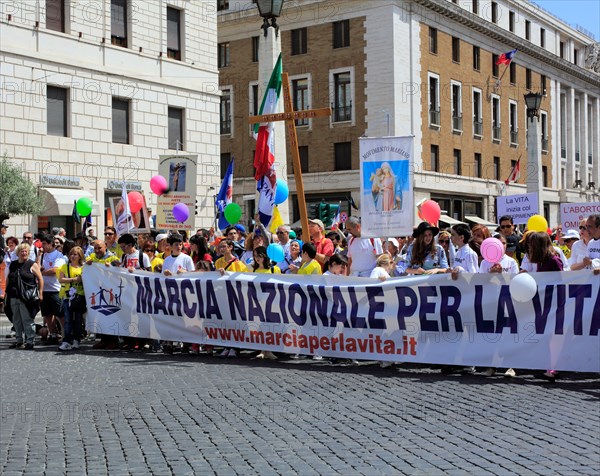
[438,215,466,226]
[39,188,100,216]
[464,215,498,230]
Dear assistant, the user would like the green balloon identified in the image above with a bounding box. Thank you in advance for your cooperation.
[76,197,93,217]
[224,203,242,224]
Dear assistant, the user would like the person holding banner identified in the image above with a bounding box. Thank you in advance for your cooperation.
[297,243,322,276]
[570,220,592,270]
[215,239,248,274]
[281,240,302,274]
[162,234,194,276]
[449,224,479,276]
[469,225,491,265]
[405,223,448,275]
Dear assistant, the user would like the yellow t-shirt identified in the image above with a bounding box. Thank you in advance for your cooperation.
[253,266,281,274]
[150,257,164,272]
[58,263,85,298]
[298,260,322,275]
[215,256,248,273]
[87,253,120,265]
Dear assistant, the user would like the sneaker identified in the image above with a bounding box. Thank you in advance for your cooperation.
[483,368,496,377]
[312,355,323,361]
[23,343,34,350]
[72,340,80,350]
[228,348,237,358]
[504,368,517,378]
[461,366,477,374]
[59,342,72,351]
[162,344,173,354]
[190,344,200,355]
[262,351,277,360]
[9,342,23,349]
[543,370,558,380]
[380,361,393,368]
[219,348,230,357]
[290,354,300,360]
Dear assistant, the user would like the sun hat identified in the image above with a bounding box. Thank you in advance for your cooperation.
[412,222,439,238]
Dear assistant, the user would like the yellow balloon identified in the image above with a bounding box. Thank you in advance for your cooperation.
[527,214,548,232]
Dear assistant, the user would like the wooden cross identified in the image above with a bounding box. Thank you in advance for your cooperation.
[248,72,331,241]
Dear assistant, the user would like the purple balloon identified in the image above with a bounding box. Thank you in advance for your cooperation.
[172,203,189,223]
[481,237,504,264]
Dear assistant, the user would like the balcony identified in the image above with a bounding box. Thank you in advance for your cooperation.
[510,130,518,145]
[473,120,483,137]
[452,114,462,133]
[542,137,549,152]
[220,119,231,135]
[492,126,501,142]
[332,102,352,122]
[429,108,440,128]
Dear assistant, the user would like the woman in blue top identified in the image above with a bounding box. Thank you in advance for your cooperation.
[405,222,448,275]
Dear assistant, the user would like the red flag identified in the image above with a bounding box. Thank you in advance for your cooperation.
[504,158,521,185]
[496,49,517,65]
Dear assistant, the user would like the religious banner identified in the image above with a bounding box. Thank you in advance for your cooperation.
[156,154,198,230]
[496,192,539,225]
[359,137,413,238]
[560,201,600,231]
[83,265,599,372]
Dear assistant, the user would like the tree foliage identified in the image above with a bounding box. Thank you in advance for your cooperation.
[0,154,44,224]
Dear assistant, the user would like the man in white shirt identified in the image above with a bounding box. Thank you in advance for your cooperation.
[450,224,479,274]
[115,233,151,271]
[39,233,66,344]
[585,214,600,265]
[163,234,194,276]
[345,216,383,277]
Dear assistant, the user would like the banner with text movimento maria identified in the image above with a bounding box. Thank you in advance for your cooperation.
[83,265,600,371]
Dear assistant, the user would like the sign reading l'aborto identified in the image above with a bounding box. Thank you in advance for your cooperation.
[496,192,539,225]
[156,155,198,230]
[560,201,600,231]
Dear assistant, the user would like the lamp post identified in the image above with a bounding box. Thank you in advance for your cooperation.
[254,0,289,224]
[524,92,544,216]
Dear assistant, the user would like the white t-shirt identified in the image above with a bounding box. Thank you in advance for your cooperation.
[453,244,479,273]
[479,255,519,274]
[42,249,66,292]
[122,251,151,270]
[347,236,383,276]
[587,238,600,260]
[569,240,589,268]
[162,253,195,275]
[369,267,390,280]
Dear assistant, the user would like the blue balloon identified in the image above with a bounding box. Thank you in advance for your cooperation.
[267,243,285,263]
[274,179,289,205]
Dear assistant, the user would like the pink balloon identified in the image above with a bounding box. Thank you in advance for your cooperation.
[420,200,441,224]
[128,191,144,214]
[172,203,189,223]
[481,237,504,264]
[150,175,168,196]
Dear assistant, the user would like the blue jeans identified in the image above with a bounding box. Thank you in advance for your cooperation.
[11,299,36,345]
[62,300,82,344]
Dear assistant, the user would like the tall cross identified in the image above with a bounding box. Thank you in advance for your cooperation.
[248,72,331,242]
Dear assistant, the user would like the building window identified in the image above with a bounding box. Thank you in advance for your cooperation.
[492,54,499,77]
[509,63,516,84]
[541,111,548,151]
[509,11,515,32]
[218,42,230,68]
[334,142,351,171]
[560,41,565,58]
[472,0,478,14]
[111,0,127,47]
[526,68,532,89]
[541,75,547,95]
[333,20,350,49]
[167,7,181,60]
[168,107,184,150]
[492,96,501,142]
[542,165,548,187]
[540,28,546,47]
[493,157,500,180]
[220,153,231,179]
[429,27,437,54]
[474,153,482,178]
[217,0,229,12]
[430,145,440,172]
[428,73,440,127]
[299,145,309,173]
[291,28,307,55]
[47,86,68,137]
[473,46,480,71]
[252,36,259,62]
[453,149,462,175]
[525,20,531,40]
[251,84,259,116]
[292,78,309,126]
[46,0,65,32]
[509,102,518,145]
[112,97,129,144]
[473,88,483,137]
[333,72,352,122]
[491,2,498,23]
[452,37,460,63]
[452,82,462,132]
[220,89,231,134]
[574,49,578,65]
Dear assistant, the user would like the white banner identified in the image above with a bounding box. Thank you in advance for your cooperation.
[496,193,539,225]
[83,265,600,372]
[560,201,600,231]
[359,137,413,238]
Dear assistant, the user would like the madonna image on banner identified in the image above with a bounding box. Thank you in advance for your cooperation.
[359,137,414,237]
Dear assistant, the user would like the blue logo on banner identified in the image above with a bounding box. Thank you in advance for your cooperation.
[89,279,124,316]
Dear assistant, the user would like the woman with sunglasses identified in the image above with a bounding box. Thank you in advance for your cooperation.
[569,220,592,270]
[437,230,452,267]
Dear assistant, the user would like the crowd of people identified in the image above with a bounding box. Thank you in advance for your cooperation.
[1,212,599,378]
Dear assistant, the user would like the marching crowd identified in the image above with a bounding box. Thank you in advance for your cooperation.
[1,212,599,377]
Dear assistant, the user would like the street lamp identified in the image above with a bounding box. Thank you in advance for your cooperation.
[256,0,284,37]
[524,92,544,216]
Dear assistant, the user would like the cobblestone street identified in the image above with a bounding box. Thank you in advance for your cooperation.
[1,316,599,475]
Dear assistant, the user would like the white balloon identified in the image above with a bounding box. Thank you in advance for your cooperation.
[509,273,538,303]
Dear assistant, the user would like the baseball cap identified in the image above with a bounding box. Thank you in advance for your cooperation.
[308,218,325,230]
[155,233,168,242]
[234,224,246,233]
[505,234,518,252]
[0,223,7,229]
[385,237,400,248]
[561,229,580,240]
